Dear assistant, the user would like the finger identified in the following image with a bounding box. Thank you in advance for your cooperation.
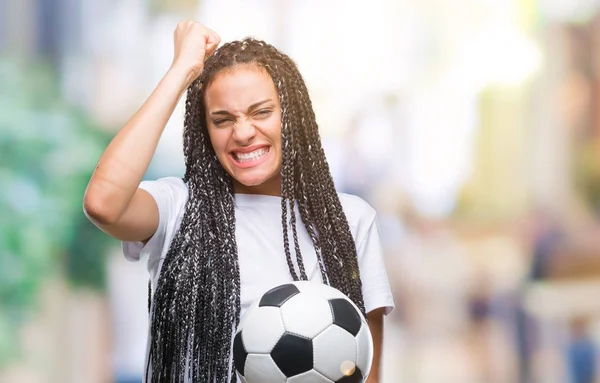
[205,43,219,57]
[205,32,220,53]
[207,28,221,45]
[205,30,220,56]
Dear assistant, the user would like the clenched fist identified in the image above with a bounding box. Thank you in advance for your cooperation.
[172,20,221,84]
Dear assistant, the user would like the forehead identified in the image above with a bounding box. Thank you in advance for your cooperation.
[204,64,279,110]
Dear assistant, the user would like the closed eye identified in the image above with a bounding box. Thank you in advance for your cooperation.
[254,109,273,118]
[213,118,234,126]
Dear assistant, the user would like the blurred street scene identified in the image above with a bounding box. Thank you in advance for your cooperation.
[2,0,600,382]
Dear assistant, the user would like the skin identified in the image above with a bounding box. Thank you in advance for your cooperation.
[366,308,385,383]
[204,65,283,196]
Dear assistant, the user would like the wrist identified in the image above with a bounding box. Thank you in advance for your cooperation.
[168,62,201,89]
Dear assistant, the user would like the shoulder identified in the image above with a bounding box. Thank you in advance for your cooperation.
[337,192,377,231]
[139,176,189,212]
[140,176,188,194]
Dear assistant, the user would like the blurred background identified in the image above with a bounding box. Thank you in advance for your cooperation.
[2,0,600,382]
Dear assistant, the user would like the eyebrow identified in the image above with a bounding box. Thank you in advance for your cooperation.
[210,99,273,116]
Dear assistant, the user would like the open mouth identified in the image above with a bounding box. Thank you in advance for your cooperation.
[231,146,271,167]
[232,147,270,162]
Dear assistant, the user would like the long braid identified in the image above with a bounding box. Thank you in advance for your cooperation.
[270,55,364,309]
[245,41,366,310]
[283,67,365,312]
[280,121,301,281]
[277,67,308,281]
[148,38,366,382]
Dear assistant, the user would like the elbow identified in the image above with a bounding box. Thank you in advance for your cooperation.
[83,191,120,226]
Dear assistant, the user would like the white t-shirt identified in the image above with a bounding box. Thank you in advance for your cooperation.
[122,176,395,381]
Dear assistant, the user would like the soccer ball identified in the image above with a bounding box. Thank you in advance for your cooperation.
[233,281,373,383]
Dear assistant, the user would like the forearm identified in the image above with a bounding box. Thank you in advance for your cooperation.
[84,64,192,220]
[366,308,385,383]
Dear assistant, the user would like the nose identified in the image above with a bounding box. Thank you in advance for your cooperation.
[232,117,256,144]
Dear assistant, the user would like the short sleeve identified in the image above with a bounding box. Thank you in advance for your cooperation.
[357,212,395,315]
[122,177,188,281]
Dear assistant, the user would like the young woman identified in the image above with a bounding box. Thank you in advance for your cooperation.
[83,20,394,383]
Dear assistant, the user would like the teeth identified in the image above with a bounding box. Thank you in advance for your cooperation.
[234,147,269,162]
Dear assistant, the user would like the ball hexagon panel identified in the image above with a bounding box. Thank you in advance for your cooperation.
[259,283,300,307]
[241,306,285,353]
[312,324,358,381]
[243,354,287,383]
[286,369,334,383]
[355,324,373,375]
[270,332,313,377]
[280,293,333,338]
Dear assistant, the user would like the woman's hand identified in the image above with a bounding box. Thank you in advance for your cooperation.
[171,20,221,85]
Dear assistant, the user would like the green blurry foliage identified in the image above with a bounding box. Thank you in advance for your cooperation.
[0,58,113,367]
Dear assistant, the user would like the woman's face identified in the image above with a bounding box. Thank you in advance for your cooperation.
[204,64,282,196]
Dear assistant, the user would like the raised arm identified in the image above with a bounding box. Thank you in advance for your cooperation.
[83,21,219,242]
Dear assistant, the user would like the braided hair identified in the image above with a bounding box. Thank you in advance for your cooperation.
[148,38,366,382]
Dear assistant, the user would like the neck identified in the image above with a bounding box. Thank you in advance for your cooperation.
[232,175,282,196]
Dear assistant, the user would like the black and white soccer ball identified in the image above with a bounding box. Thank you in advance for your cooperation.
[233,281,373,383]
